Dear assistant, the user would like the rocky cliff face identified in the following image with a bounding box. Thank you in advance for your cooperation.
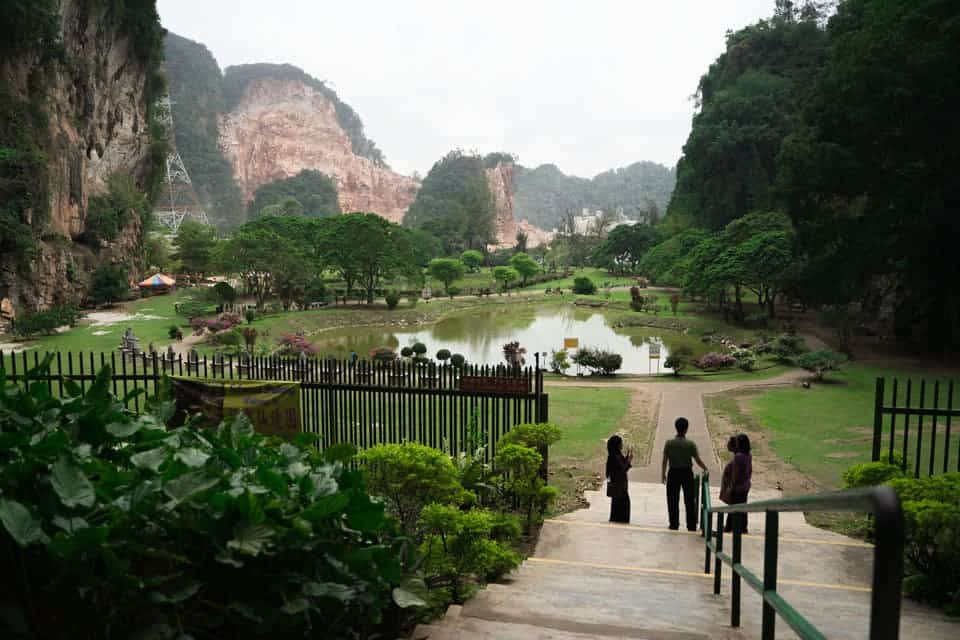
[219,78,418,223]
[0,0,156,319]
[485,162,552,249]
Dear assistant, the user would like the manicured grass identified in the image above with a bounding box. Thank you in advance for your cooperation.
[548,386,632,460]
[748,363,959,488]
[1,290,194,355]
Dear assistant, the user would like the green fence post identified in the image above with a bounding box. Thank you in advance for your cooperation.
[762,511,779,640]
[713,513,724,594]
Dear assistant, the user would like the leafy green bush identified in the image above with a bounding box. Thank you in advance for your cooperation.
[0,364,408,638]
[842,462,904,488]
[887,474,960,612]
[665,344,694,376]
[549,349,570,374]
[385,292,400,309]
[500,423,562,450]
[419,504,521,602]
[360,443,467,537]
[796,350,848,380]
[730,347,757,372]
[771,334,807,361]
[571,347,623,375]
[450,353,466,368]
[10,305,79,337]
[400,346,414,358]
[89,263,129,305]
[212,281,237,303]
[572,276,596,295]
[436,348,451,362]
[245,308,256,324]
[412,342,428,356]
[447,285,462,298]
[494,444,551,530]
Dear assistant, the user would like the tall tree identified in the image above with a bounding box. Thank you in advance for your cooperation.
[509,253,540,287]
[592,224,661,275]
[249,170,340,218]
[321,213,414,303]
[173,220,218,275]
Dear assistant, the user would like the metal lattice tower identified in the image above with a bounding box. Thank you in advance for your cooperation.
[152,96,211,233]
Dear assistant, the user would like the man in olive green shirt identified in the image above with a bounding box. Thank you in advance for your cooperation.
[661,416,707,530]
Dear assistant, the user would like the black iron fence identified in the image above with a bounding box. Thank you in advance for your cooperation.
[872,377,958,477]
[0,350,548,460]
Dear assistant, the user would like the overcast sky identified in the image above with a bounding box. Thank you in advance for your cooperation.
[158,0,775,178]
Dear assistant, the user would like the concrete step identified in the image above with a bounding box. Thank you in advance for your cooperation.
[412,615,712,639]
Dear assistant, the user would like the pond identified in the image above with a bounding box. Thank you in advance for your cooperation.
[307,305,676,375]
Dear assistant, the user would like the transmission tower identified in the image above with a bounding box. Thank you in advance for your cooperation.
[152,95,211,234]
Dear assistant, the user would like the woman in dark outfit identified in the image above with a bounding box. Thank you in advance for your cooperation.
[606,435,634,523]
[728,434,753,533]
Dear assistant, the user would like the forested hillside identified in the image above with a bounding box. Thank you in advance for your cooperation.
[513,161,674,229]
[164,33,245,229]
[663,0,960,350]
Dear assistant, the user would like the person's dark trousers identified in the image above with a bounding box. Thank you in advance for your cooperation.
[666,467,697,530]
[725,491,748,533]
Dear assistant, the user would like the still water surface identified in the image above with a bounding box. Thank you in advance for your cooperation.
[310,306,673,375]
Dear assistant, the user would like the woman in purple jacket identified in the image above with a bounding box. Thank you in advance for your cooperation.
[728,434,752,533]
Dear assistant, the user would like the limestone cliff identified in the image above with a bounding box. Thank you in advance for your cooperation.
[485,162,553,249]
[219,76,418,223]
[0,1,162,319]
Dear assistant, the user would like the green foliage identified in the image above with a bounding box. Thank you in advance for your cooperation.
[163,33,245,228]
[89,263,129,305]
[428,258,466,294]
[0,365,405,638]
[887,474,960,611]
[509,253,540,286]
[492,266,520,291]
[770,334,807,361]
[460,249,484,272]
[842,462,904,489]
[436,349,451,362]
[419,504,521,602]
[404,150,495,252]
[360,443,466,537]
[385,291,400,309]
[494,444,546,529]
[592,224,660,274]
[412,342,427,356]
[0,0,62,60]
[571,348,623,376]
[500,423,562,450]
[572,276,597,295]
[639,229,710,286]
[450,353,466,369]
[223,63,387,166]
[83,173,150,247]
[250,170,340,219]
[10,305,80,338]
[513,161,675,230]
[549,349,570,374]
[212,280,237,304]
[174,220,219,274]
[665,344,694,376]
[796,350,848,380]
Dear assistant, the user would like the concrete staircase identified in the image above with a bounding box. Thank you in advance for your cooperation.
[412,482,960,640]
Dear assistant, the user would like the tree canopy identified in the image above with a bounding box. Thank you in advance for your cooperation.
[249,170,340,219]
[404,150,495,253]
[592,224,661,275]
[173,220,219,275]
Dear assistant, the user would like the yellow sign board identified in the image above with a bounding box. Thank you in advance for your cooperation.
[563,338,579,349]
[171,377,301,438]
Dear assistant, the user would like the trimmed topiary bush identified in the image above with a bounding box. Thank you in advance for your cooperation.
[572,276,596,295]
[385,292,400,309]
[436,349,451,362]
[450,353,466,369]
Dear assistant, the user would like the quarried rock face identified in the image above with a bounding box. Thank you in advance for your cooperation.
[485,162,553,249]
[219,78,418,222]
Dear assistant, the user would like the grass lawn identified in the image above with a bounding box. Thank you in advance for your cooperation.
[1,290,194,356]
[705,363,959,492]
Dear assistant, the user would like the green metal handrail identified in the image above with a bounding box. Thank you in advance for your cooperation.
[700,472,905,640]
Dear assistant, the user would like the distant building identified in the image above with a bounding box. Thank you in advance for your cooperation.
[556,208,643,235]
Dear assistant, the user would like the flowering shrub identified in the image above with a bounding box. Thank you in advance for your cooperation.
[695,352,736,370]
[729,347,757,371]
[276,332,318,356]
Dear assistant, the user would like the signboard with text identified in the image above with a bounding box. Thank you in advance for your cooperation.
[649,344,661,359]
[563,337,579,349]
[459,376,531,395]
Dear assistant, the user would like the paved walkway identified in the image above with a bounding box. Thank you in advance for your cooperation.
[413,371,960,640]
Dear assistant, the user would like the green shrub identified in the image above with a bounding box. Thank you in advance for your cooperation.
[500,423,562,450]
[10,305,80,337]
[0,364,407,638]
[436,348,451,362]
[361,443,467,537]
[842,462,905,488]
[572,276,596,295]
[887,474,960,611]
[450,353,466,368]
[447,285,461,298]
[494,444,546,530]
[412,342,427,356]
[771,334,807,361]
[571,347,623,375]
[796,350,848,380]
[245,308,256,324]
[419,504,521,602]
[400,346,414,358]
[89,263,129,305]
[385,292,400,309]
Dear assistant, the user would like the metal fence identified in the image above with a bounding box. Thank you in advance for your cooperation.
[0,350,548,459]
[872,377,958,477]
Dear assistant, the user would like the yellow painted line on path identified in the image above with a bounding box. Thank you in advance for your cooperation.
[526,557,872,593]
[543,519,873,548]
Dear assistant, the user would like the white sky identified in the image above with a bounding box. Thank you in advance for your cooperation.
[157,0,775,178]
